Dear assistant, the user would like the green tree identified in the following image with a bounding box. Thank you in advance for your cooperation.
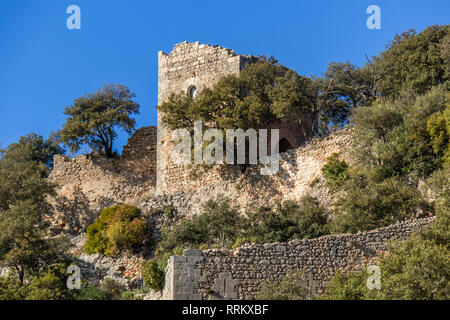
[159,198,245,251]
[321,153,349,190]
[313,61,379,134]
[352,85,448,178]
[59,84,140,158]
[331,175,431,234]
[0,136,64,284]
[159,57,315,141]
[427,96,450,165]
[320,270,374,300]
[373,25,449,98]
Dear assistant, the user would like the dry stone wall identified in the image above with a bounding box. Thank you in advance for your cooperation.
[162,217,435,300]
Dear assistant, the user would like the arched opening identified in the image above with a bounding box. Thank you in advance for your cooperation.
[278,138,292,153]
[188,86,197,99]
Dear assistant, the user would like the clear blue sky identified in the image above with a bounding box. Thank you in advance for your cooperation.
[0,0,448,154]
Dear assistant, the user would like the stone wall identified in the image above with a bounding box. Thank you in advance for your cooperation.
[142,128,353,218]
[162,217,435,300]
[156,41,257,194]
[46,127,157,233]
[46,127,352,234]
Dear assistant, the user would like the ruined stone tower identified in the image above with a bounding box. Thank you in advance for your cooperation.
[156,41,257,194]
[156,41,312,195]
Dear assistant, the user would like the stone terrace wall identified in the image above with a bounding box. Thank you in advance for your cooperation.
[162,217,435,300]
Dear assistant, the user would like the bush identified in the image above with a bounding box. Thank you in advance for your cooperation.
[427,99,450,165]
[352,85,448,178]
[26,263,73,300]
[244,196,329,243]
[321,153,349,190]
[320,270,374,300]
[331,176,432,233]
[255,270,312,300]
[142,259,165,291]
[159,198,245,252]
[0,277,28,300]
[73,285,107,300]
[99,278,125,300]
[85,204,148,256]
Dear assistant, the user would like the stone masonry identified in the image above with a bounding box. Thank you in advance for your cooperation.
[156,42,312,195]
[162,217,435,300]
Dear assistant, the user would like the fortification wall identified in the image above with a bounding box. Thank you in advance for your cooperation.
[162,217,435,300]
[46,128,352,234]
[142,128,353,217]
[46,127,157,233]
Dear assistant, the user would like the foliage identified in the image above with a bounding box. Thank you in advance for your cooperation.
[352,84,448,178]
[73,285,107,300]
[26,263,73,300]
[99,278,125,300]
[331,175,431,234]
[0,135,66,284]
[85,204,148,256]
[159,198,245,252]
[159,57,315,139]
[0,276,28,300]
[427,96,450,165]
[313,61,378,134]
[323,202,449,300]
[373,25,449,98]
[320,270,375,300]
[0,133,64,170]
[321,153,349,190]
[142,259,165,291]
[244,196,329,243]
[255,270,311,300]
[59,84,140,158]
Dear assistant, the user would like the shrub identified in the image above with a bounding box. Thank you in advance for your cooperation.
[26,263,73,300]
[321,153,349,190]
[255,270,312,300]
[352,85,448,178]
[320,270,374,300]
[0,277,29,300]
[159,198,245,252]
[142,259,165,291]
[73,285,107,300]
[427,99,450,165]
[85,204,148,256]
[99,278,125,300]
[331,176,432,234]
[244,196,329,243]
